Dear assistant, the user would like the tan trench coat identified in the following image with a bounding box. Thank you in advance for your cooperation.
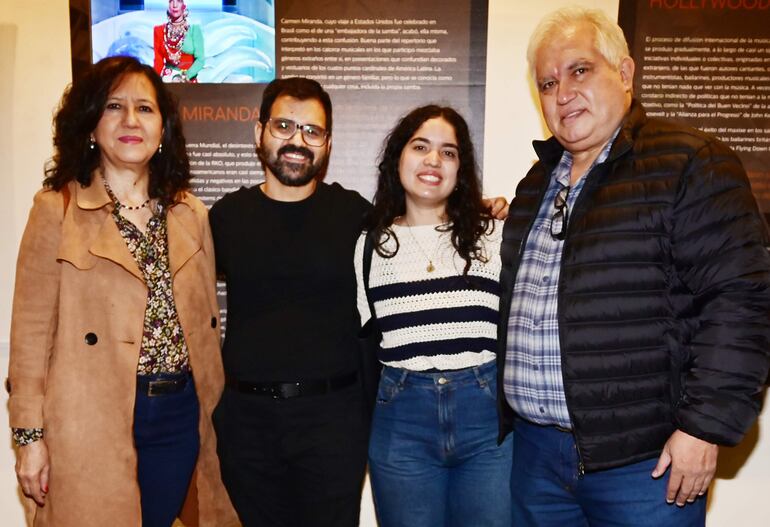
[8,181,238,526]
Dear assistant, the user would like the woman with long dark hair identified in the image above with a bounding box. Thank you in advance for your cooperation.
[355,105,512,526]
[8,56,235,527]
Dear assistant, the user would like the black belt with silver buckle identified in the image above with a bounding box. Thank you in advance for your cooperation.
[226,371,358,399]
[137,372,191,397]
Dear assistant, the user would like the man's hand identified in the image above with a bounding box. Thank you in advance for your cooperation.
[651,429,718,506]
[482,196,510,220]
[16,439,50,507]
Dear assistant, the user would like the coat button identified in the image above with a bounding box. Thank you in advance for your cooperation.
[210,317,217,328]
[84,332,98,345]
[4,378,11,394]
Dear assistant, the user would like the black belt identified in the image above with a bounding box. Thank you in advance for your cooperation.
[226,371,358,399]
[136,372,191,397]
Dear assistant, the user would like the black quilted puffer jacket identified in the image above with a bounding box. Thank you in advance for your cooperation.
[497,100,770,472]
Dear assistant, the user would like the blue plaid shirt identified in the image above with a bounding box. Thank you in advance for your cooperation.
[503,135,617,428]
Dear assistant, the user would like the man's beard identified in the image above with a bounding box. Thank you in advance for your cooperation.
[259,144,327,187]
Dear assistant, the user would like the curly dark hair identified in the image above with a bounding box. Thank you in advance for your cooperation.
[43,56,190,205]
[366,105,492,276]
[259,77,333,132]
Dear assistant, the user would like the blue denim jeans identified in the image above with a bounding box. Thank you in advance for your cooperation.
[134,373,200,527]
[368,361,513,527]
[511,419,706,527]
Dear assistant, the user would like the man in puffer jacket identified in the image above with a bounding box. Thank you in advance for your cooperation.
[497,6,770,527]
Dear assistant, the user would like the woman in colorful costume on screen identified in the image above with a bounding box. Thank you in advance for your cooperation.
[355,105,513,527]
[154,0,204,83]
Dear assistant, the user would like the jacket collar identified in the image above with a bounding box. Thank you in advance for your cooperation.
[606,99,645,163]
[75,178,112,210]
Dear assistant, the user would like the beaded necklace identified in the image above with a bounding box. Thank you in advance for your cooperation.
[163,10,189,65]
[102,174,151,211]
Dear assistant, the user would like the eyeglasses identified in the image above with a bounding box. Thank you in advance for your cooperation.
[266,118,329,147]
[550,185,570,240]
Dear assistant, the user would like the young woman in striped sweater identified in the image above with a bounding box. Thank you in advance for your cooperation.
[355,105,513,527]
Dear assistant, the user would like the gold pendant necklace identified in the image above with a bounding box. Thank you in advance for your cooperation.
[403,218,441,273]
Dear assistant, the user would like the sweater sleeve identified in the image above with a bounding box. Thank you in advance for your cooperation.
[186,25,205,80]
[353,233,371,327]
[8,189,64,429]
[671,138,770,446]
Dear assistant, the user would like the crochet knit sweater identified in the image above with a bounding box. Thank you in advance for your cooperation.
[355,220,502,371]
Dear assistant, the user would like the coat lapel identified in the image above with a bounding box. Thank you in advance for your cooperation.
[74,182,144,280]
[89,215,144,280]
[167,199,201,278]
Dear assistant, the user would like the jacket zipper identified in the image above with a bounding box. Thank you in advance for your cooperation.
[557,163,604,480]
[556,241,586,479]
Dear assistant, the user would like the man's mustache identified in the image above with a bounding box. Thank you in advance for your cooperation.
[277,144,315,163]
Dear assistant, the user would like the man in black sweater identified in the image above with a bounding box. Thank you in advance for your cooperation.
[209,78,371,526]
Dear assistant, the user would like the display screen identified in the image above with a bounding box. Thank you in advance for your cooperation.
[73,0,275,83]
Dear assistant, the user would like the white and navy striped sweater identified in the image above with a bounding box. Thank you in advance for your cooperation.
[354,220,502,371]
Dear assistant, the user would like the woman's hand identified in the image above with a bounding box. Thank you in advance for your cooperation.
[16,439,50,506]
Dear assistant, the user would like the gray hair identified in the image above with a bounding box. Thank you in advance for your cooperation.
[526,6,630,79]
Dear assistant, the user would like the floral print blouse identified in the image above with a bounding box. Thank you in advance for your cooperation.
[113,205,190,375]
